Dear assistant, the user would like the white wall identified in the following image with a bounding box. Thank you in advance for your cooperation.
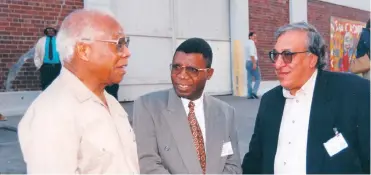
[84,0,232,101]
[290,0,308,23]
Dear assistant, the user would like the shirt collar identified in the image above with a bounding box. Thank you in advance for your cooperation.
[180,93,204,109]
[282,69,318,99]
[59,67,108,104]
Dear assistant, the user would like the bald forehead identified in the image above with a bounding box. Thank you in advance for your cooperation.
[65,10,123,37]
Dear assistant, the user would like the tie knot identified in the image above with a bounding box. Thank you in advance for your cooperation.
[188,101,195,109]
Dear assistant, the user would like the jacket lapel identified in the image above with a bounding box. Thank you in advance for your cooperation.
[306,70,334,173]
[163,89,203,174]
[204,96,223,173]
[264,87,286,173]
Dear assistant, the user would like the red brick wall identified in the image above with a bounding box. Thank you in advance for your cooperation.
[308,0,370,70]
[249,0,290,80]
[0,0,83,91]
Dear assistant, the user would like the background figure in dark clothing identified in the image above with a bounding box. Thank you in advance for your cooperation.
[356,19,370,79]
[356,19,370,58]
[105,84,119,100]
[34,27,61,90]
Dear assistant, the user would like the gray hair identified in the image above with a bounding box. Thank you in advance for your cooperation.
[56,9,116,64]
[274,22,327,69]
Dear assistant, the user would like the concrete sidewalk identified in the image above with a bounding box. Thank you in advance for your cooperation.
[0,95,261,174]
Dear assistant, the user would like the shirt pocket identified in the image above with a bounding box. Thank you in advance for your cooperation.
[78,138,114,174]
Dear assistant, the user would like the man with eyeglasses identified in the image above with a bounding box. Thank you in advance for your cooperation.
[18,9,138,174]
[242,22,370,174]
[133,38,242,174]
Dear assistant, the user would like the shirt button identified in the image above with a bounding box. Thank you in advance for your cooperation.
[292,120,295,123]
[289,142,291,144]
[296,99,299,103]
[284,162,287,165]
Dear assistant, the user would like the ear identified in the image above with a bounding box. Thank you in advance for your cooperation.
[206,68,214,80]
[75,42,91,62]
[309,54,318,68]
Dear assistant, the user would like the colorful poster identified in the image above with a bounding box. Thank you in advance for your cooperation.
[330,17,366,72]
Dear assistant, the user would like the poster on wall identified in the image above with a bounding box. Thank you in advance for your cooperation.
[330,17,366,72]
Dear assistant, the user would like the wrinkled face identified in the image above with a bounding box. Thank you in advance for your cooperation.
[76,16,131,85]
[274,30,318,91]
[171,52,214,100]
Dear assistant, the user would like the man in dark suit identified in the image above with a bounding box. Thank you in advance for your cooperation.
[242,22,370,174]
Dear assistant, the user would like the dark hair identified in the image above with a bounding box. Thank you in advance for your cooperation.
[366,19,370,29]
[175,37,213,68]
[249,32,255,38]
[275,22,327,69]
[44,27,57,35]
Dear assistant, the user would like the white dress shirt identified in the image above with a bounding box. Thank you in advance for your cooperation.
[245,39,258,61]
[181,95,206,146]
[274,69,318,174]
[18,68,139,174]
[34,36,46,69]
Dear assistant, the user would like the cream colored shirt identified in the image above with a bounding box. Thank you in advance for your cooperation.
[181,95,206,146]
[18,68,139,174]
[274,69,318,174]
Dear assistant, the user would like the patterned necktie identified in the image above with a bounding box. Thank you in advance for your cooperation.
[188,101,206,174]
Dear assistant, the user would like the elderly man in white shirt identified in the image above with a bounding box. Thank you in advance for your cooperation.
[18,9,139,174]
[245,32,261,99]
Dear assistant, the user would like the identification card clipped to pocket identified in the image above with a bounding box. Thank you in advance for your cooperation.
[221,141,233,157]
[323,128,348,157]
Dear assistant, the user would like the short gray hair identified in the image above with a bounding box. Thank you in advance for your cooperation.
[274,22,327,69]
[56,9,115,63]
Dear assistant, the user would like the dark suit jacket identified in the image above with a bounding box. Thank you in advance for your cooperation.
[242,70,370,174]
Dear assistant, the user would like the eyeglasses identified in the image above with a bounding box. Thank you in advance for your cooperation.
[81,37,130,52]
[170,64,209,77]
[268,50,309,64]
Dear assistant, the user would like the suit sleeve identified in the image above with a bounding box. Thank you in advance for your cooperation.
[132,97,170,174]
[241,94,266,174]
[222,107,242,174]
[356,80,370,173]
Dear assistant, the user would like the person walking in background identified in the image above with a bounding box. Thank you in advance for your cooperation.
[245,32,261,99]
[34,27,61,90]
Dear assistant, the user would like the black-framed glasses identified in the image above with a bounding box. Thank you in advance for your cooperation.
[81,37,130,52]
[268,50,309,64]
[170,64,209,77]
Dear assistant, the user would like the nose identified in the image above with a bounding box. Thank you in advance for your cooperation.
[177,67,189,79]
[274,56,285,69]
[119,45,131,58]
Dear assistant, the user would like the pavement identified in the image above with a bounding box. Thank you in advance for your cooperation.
[0,95,261,174]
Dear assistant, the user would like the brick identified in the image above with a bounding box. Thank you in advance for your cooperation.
[249,0,289,80]
[0,0,83,91]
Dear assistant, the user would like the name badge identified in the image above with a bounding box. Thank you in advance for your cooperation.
[323,132,348,157]
[221,141,233,157]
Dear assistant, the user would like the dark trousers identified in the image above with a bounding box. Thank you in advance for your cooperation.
[105,84,119,100]
[40,63,61,90]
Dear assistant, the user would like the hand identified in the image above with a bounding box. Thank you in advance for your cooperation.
[253,63,257,70]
